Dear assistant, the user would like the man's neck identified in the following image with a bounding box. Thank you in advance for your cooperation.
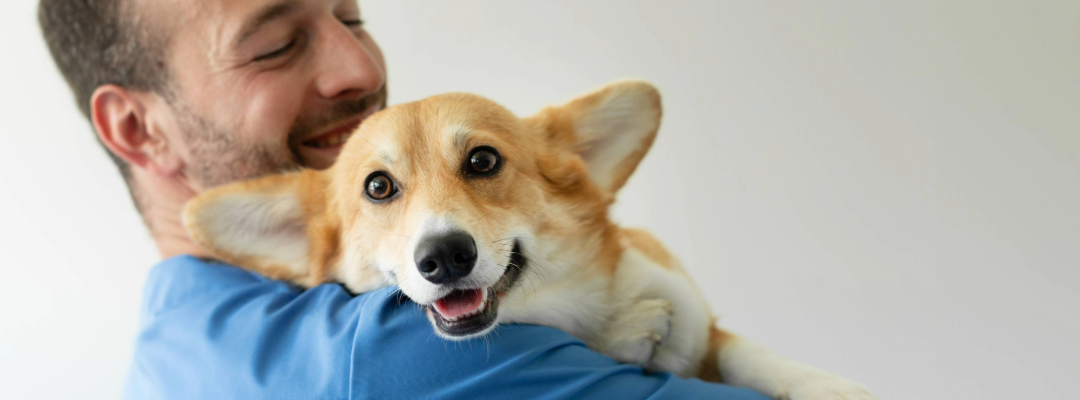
[134,168,213,260]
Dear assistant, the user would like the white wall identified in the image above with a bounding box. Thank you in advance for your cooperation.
[2,0,1077,399]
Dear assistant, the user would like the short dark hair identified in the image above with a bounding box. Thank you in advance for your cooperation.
[38,0,171,181]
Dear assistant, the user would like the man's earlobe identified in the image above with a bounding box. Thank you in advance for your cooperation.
[91,85,181,176]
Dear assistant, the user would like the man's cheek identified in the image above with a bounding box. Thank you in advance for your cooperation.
[242,82,304,144]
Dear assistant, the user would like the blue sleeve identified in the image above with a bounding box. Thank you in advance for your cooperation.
[123,256,768,400]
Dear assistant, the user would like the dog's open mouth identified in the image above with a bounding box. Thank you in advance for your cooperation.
[424,241,527,338]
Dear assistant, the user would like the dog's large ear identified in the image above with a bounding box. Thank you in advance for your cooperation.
[532,80,662,195]
[182,170,339,287]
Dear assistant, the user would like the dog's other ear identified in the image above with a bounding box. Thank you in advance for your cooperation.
[534,80,662,195]
[182,169,339,287]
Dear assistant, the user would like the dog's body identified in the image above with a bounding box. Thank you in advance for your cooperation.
[184,81,877,399]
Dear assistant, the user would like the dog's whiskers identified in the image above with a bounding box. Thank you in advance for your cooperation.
[490,235,577,304]
[508,260,541,304]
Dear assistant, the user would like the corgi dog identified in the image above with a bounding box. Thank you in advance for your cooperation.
[184,81,877,399]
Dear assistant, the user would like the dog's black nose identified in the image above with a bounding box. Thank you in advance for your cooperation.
[415,231,477,284]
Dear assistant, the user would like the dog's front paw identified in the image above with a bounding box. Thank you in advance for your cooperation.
[598,298,674,366]
[783,376,877,400]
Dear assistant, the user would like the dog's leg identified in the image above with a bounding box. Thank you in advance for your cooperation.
[600,242,714,377]
[595,297,674,366]
[709,327,878,400]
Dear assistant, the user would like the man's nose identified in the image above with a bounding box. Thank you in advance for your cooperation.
[312,19,384,100]
[414,231,477,284]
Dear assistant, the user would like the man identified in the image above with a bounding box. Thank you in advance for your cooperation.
[40,0,768,398]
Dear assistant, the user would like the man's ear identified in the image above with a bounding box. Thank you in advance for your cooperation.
[90,85,182,176]
[532,80,662,195]
[182,169,340,287]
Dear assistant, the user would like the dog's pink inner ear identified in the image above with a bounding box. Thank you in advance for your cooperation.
[183,171,328,283]
[202,191,310,267]
[563,80,662,194]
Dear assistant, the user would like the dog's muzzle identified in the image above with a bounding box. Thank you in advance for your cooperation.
[422,240,527,338]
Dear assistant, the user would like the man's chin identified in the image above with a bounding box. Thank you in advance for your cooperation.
[297,144,345,170]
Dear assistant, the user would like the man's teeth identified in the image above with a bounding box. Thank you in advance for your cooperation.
[442,290,488,322]
[310,132,351,148]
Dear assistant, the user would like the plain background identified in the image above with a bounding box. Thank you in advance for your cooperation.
[2,0,1077,399]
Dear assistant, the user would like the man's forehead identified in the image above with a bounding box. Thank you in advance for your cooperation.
[155,0,275,38]
[155,0,332,47]
[147,0,230,27]
[137,0,240,53]
[157,0,290,21]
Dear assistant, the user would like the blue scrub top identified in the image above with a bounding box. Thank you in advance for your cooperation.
[123,255,769,400]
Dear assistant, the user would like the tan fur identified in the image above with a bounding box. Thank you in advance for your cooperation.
[183,81,877,399]
[699,325,739,382]
[620,228,685,273]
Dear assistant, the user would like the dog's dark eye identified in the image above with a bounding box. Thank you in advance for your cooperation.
[365,173,396,201]
[467,147,501,176]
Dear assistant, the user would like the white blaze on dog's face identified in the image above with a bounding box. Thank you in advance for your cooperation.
[183,80,662,340]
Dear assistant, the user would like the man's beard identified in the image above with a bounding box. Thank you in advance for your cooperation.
[176,86,386,189]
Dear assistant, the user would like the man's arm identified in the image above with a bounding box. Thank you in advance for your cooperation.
[123,256,768,400]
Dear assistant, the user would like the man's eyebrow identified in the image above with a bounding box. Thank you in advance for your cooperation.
[234,0,301,47]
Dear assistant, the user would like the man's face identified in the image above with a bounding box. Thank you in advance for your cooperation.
[153,0,386,189]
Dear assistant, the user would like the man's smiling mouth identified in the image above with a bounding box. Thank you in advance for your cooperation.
[303,127,355,149]
[301,103,380,150]
[292,87,388,169]
[423,241,527,338]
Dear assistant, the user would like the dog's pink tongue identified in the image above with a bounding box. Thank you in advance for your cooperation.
[433,289,483,319]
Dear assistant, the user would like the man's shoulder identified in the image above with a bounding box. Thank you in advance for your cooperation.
[141,255,295,315]
[146,255,276,289]
[126,256,769,400]
[127,256,381,399]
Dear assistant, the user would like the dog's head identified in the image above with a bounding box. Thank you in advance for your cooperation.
[184,80,661,339]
